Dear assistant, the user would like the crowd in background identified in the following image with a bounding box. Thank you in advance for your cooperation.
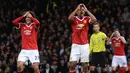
[0,0,130,73]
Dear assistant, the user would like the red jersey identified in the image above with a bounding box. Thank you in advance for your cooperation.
[111,37,125,56]
[13,16,40,50]
[72,16,91,44]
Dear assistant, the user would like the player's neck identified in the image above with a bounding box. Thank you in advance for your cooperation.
[26,23,31,25]
[78,16,83,19]
[95,31,100,34]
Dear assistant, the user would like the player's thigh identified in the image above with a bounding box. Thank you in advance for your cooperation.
[119,56,127,67]
[112,56,119,68]
[28,50,40,64]
[80,44,90,63]
[69,44,80,62]
[17,50,28,63]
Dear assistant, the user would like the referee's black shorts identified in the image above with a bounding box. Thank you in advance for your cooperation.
[90,52,107,68]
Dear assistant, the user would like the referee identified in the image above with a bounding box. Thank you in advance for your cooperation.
[89,22,107,73]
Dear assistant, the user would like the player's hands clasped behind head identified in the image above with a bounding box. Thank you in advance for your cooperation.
[23,12,29,17]
[82,4,88,12]
[23,12,32,17]
[76,4,84,11]
[27,12,32,17]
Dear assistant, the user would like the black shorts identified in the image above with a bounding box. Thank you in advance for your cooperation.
[90,52,107,68]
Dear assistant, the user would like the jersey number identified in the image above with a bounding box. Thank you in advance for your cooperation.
[35,56,39,60]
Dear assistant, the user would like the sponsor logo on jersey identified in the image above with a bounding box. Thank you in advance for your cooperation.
[24,30,31,35]
[76,24,85,29]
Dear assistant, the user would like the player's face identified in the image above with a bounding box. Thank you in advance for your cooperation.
[77,7,85,17]
[25,16,32,24]
[93,25,100,32]
[114,31,120,37]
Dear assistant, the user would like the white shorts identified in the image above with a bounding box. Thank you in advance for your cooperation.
[17,50,40,64]
[69,44,90,62]
[112,55,127,67]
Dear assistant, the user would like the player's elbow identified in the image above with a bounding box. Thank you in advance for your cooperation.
[106,42,111,45]
[68,16,73,21]
[37,21,40,25]
[12,20,16,25]
[92,18,97,23]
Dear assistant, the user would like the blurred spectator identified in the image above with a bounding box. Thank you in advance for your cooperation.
[43,63,54,73]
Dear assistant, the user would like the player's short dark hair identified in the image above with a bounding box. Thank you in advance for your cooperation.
[93,22,100,27]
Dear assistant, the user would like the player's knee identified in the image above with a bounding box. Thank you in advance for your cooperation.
[17,62,24,68]
[69,62,77,71]
[17,62,24,72]
[102,68,107,72]
[112,67,116,71]
[90,66,95,71]
[82,63,88,69]
[32,63,39,72]
[82,63,88,72]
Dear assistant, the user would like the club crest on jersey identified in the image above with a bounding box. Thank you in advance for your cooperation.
[83,20,87,24]
[24,30,31,35]
[98,38,101,43]
[30,26,32,29]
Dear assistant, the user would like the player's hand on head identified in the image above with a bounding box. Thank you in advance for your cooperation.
[76,4,83,10]
[27,12,32,17]
[82,4,88,12]
[112,32,115,36]
[23,12,29,17]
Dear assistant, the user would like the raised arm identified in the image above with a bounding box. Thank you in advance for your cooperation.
[83,4,97,23]
[12,12,28,26]
[106,32,114,45]
[28,13,40,26]
[12,16,24,26]
[68,4,81,21]
[120,36,127,44]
